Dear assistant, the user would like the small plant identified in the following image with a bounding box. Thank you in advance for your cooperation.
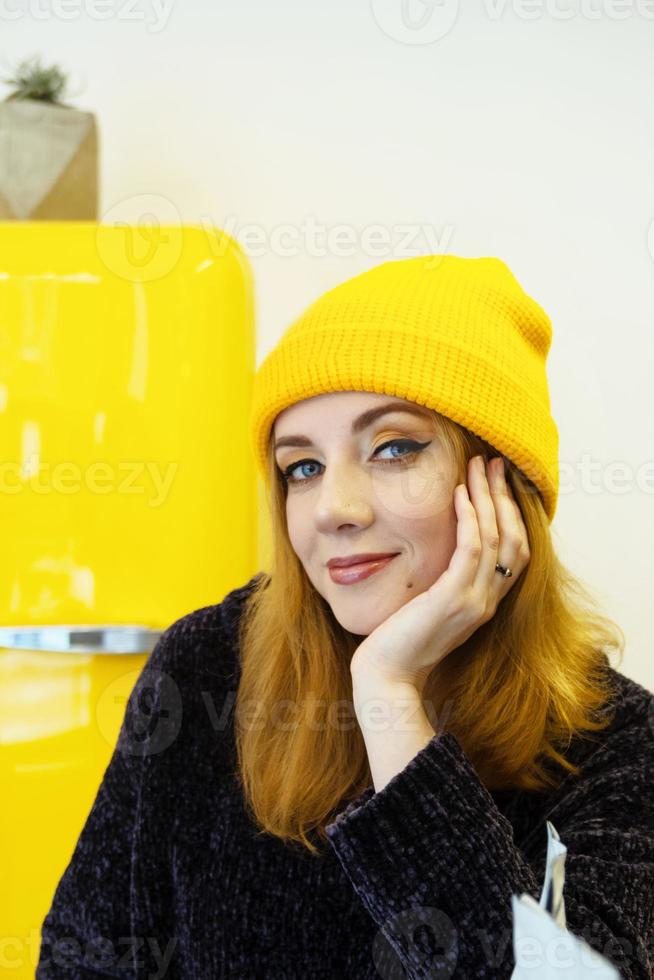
[4,56,68,103]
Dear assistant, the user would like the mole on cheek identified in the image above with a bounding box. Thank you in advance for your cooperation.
[407,582,413,588]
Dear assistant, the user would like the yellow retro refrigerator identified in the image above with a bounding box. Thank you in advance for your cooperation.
[0,221,261,978]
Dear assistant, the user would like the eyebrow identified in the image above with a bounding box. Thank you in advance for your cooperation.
[273,400,434,452]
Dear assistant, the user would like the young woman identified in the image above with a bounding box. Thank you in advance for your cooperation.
[37,254,654,979]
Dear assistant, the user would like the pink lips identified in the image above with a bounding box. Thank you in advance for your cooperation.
[328,554,398,585]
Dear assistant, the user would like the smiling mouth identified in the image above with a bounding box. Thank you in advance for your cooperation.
[327,554,399,584]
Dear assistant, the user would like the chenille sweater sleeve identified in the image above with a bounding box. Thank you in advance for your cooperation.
[324,726,654,980]
[36,624,182,980]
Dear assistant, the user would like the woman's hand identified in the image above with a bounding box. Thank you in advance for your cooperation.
[349,454,531,692]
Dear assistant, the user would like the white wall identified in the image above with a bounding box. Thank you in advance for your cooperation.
[4,0,653,690]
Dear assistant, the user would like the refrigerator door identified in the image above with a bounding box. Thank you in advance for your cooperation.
[0,221,257,978]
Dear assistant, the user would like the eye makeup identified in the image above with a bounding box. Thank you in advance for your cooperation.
[280,438,433,486]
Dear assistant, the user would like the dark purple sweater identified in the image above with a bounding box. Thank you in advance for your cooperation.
[36,573,654,979]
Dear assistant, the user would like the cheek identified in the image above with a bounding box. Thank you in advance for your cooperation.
[412,503,459,582]
[285,503,309,556]
[373,465,455,525]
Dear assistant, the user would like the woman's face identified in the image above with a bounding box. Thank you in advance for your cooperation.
[273,391,460,636]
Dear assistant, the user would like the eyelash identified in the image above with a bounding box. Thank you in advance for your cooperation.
[281,439,432,486]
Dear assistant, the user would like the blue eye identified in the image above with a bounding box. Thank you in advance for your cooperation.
[281,438,432,486]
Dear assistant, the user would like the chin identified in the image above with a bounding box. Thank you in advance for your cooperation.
[330,609,380,638]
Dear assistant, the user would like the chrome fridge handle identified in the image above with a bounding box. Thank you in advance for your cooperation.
[0,625,164,655]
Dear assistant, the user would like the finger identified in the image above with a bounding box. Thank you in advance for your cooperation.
[507,490,529,551]
[504,466,530,543]
[484,456,529,588]
[467,455,502,589]
[496,458,530,560]
[446,478,483,591]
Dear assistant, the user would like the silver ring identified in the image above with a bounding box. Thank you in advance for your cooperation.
[495,563,512,578]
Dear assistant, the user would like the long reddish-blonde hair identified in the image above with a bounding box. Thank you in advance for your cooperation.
[234,408,625,855]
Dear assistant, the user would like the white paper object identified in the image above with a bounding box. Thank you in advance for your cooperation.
[510,820,621,979]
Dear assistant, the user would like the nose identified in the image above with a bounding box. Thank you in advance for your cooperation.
[313,466,375,530]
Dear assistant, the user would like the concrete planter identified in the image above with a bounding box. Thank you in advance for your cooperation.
[0,98,98,219]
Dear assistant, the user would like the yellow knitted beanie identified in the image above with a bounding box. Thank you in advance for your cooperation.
[248,254,559,523]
